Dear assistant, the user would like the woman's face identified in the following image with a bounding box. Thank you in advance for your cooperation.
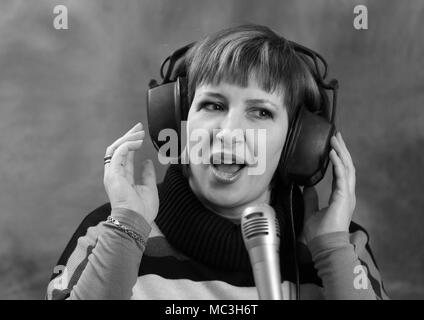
[186,77,289,213]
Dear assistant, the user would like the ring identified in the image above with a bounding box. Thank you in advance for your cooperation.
[104,155,112,165]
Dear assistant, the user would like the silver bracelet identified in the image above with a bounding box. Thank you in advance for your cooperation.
[106,216,146,247]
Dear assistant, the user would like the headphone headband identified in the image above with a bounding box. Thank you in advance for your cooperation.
[154,40,338,123]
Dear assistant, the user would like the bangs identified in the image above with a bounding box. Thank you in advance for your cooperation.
[187,34,291,95]
[185,25,322,120]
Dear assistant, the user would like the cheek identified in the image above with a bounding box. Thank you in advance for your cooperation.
[186,108,216,135]
[186,108,200,132]
[266,135,285,167]
[186,110,214,170]
[264,124,288,172]
[186,111,205,146]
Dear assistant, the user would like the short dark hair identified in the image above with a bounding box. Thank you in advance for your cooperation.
[185,24,322,122]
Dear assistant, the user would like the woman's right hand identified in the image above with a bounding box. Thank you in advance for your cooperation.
[103,123,159,225]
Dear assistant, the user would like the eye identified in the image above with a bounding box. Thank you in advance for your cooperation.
[250,108,274,120]
[200,102,225,112]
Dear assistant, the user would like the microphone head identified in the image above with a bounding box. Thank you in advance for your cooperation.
[241,204,280,250]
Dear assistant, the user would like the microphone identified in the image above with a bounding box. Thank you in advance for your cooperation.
[241,204,283,300]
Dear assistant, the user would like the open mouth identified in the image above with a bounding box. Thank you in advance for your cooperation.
[209,152,248,183]
[210,158,247,183]
[212,163,246,174]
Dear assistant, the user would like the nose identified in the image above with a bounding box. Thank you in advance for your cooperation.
[215,128,244,145]
[215,110,245,146]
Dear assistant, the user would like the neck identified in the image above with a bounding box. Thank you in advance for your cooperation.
[189,184,272,225]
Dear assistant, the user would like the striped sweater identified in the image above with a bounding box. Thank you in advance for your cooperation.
[46,165,389,300]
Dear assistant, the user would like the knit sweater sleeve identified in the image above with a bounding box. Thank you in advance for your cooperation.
[308,230,389,300]
[46,206,151,300]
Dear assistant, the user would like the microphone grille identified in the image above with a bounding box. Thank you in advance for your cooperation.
[242,211,280,239]
[275,216,280,237]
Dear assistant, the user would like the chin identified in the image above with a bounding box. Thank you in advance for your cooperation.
[190,164,271,210]
[204,186,246,208]
[204,169,262,208]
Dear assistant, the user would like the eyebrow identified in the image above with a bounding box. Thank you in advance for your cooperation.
[199,92,280,109]
[245,99,280,109]
[201,92,228,102]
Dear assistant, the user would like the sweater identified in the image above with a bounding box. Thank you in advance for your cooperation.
[46,165,389,300]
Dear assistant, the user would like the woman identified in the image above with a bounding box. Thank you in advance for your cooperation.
[47,25,388,300]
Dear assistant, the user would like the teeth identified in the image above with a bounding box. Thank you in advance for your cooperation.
[210,153,246,166]
[214,164,243,174]
[211,163,246,183]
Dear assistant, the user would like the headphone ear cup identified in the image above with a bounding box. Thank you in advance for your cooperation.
[147,81,179,153]
[280,106,335,186]
[146,77,188,158]
[176,77,189,122]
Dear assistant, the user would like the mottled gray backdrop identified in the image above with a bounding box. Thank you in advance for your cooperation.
[0,0,423,299]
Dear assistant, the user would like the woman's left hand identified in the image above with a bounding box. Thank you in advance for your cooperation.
[301,132,356,244]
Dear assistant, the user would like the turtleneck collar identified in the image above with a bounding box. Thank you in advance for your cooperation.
[155,165,304,272]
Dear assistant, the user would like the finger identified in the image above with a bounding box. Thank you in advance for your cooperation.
[336,132,352,163]
[333,133,356,191]
[330,135,350,170]
[337,133,356,189]
[105,131,145,157]
[110,140,143,173]
[140,159,157,189]
[329,149,348,191]
[125,150,135,185]
[124,122,143,136]
[334,133,355,170]
[303,186,319,217]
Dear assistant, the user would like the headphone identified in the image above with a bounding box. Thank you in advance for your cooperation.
[147,40,339,187]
